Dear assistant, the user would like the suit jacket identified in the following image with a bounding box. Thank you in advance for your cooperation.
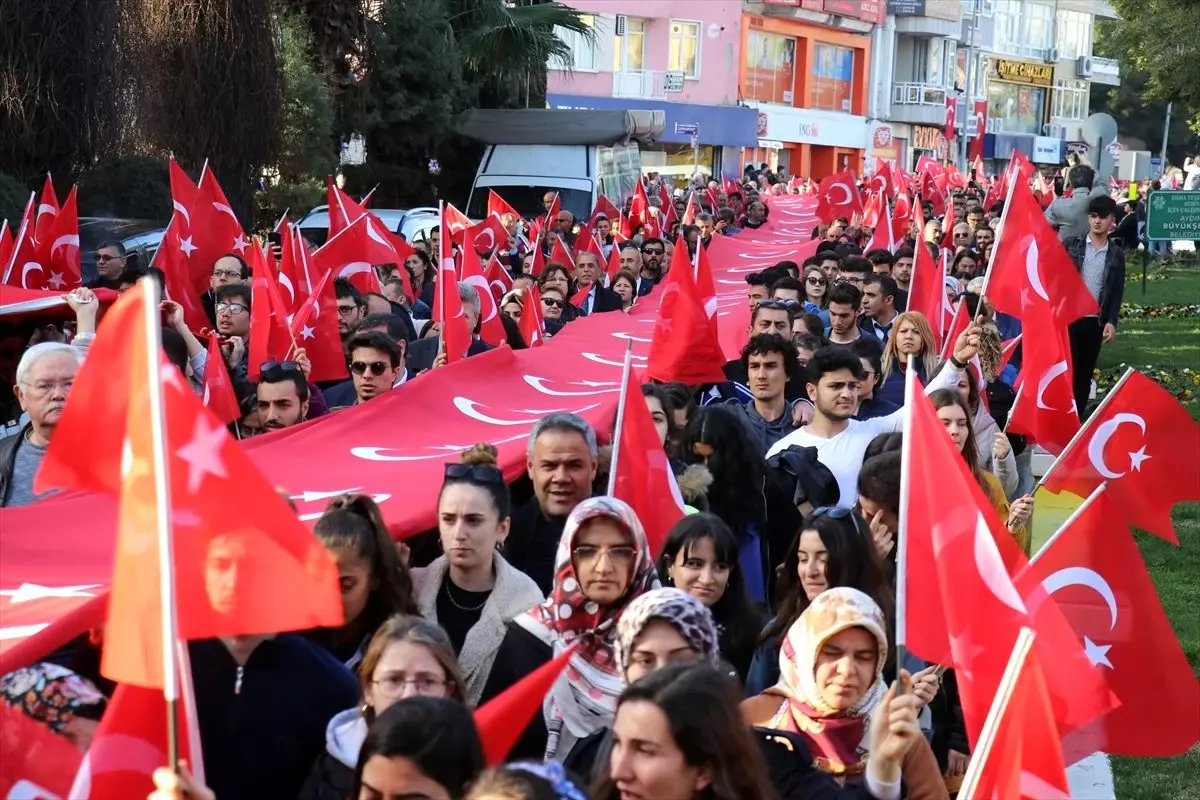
[406,336,493,374]
[582,285,624,314]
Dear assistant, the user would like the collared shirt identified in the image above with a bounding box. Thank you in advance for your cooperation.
[1081,236,1109,314]
[864,312,897,343]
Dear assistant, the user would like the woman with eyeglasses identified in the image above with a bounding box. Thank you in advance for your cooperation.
[412,444,544,705]
[309,495,420,669]
[874,311,939,407]
[801,265,829,313]
[479,497,661,762]
[741,588,945,798]
[300,616,468,800]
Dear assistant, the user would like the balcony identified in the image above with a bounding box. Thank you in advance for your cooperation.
[1091,56,1121,87]
[891,82,952,126]
[612,70,669,100]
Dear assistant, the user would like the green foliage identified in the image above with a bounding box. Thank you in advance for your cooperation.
[1101,4,1200,136]
[76,156,172,221]
[0,172,28,227]
[255,177,325,235]
[277,12,337,183]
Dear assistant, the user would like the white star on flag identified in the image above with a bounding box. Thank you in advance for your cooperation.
[179,235,197,257]
[232,233,250,254]
[47,272,65,290]
[177,415,229,494]
[0,583,102,605]
[1128,446,1150,472]
[300,324,315,340]
[160,363,186,394]
[1083,636,1113,669]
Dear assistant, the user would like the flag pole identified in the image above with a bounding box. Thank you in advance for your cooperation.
[1,193,35,285]
[1039,366,1135,488]
[894,358,916,691]
[606,339,635,497]
[956,627,1037,799]
[140,275,181,770]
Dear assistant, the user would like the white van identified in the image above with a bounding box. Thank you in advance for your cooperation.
[459,109,665,222]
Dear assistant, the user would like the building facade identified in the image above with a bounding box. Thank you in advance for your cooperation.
[545,0,759,179]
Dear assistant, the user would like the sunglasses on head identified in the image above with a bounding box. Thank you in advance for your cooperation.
[351,361,390,376]
[758,299,797,310]
[260,359,299,374]
[809,506,852,522]
[444,462,505,485]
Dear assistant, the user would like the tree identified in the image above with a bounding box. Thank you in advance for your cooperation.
[1102,3,1200,135]
[277,11,337,183]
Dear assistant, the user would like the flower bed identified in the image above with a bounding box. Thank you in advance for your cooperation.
[1119,303,1200,320]
[1094,365,1199,405]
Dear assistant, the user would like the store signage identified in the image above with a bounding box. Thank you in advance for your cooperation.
[989,58,1054,87]
[872,125,893,148]
[912,125,947,153]
[756,112,769,137]
[750,104,870,148]
[1033,135,1063,164]
[887,0,926,14]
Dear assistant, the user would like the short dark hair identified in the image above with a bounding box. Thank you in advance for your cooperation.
[807,345,867,385]
[1067,164,1096,191]
[827,282,862,309]
[335,277,363,304]
[774,260,800,275]
[840,256,872,277]
[741,333,799,381]
[815,241,840,257]
[850,335,885,376]
[1088,195,1118,219]
[215,253,250,279]
[745,272,767,288]
[750,299,796,327]
[894,246,914,261]
[770,276,804,298]
[863,273,899,301]
[97,240,127,256]
[259,364,310,401]
[858,450,901,516]
[214,282,250,309]
[347,331,402,369]
[864,248,895,266]
[359,313,409,342]
[640,237,664,251]
[796,312,824,338]
[802,255,822,270]
[717,207,736,223]
[793,331,823,353]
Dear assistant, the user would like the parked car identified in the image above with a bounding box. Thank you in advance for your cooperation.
[78,217,167,285]
[295,206,440,249]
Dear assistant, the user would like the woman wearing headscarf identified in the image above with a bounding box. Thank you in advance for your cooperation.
[479,497,661,762]
[741,588,946,799]
[0,662,108,752]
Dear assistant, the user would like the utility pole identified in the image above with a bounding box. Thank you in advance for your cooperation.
[959,0,982,173]
[1160,101,1172,176]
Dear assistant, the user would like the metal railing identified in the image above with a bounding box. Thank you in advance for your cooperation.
[612,70,668,100]
[892,82,949,106]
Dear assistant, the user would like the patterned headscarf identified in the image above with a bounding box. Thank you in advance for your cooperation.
[615,588,720,682]
[0,662,107,733]
[766,588,888,778]
[514,496,660,758]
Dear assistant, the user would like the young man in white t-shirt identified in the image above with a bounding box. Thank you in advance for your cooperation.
[767,322,981,507]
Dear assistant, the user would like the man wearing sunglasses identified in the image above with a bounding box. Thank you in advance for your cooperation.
[334,331,405,408]
[88,241,128,291]
[637,238,667,296]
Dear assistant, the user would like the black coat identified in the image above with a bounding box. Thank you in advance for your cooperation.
[503,497,567,595]
[188,635,358,800]
[406,336,493,374]
[0,423,29,507]
[577,285,624,314]
[478,623,553,761]
[298,752,352,800]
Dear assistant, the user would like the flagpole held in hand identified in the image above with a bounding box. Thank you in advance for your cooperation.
[139,276,182,770]
[894,358,916,693]
[606,339,635,497]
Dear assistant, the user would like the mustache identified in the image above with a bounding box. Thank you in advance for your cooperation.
[45,402,66,413]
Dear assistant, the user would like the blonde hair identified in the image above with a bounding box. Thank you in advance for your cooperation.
[977,324,1003,381]
[357,615,467,721]
[460,441,499,467]
[881,311,939,381]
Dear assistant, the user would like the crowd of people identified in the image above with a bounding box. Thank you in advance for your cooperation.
[0,157,1133,800]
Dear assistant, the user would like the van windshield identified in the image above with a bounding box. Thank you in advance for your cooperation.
[466,187,592,222]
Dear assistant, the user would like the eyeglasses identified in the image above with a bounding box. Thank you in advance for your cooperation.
[372,674,448,697]
[571,544,637,564]
[96,254,124,263]
[260,360,298,374]
[809,506,852,522]
[212,269,243,280]
[21,379,74,397]
[542,297,564,309]
[351,361,390,376]
[215,303,247,315]
[337,304,361,317]
[444,462,505,485]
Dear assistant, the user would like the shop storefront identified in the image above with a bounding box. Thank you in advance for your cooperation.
[911,125,951,168]
[985,57,1052,137]
[745,103,871,179]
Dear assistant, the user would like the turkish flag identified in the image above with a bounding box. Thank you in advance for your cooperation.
[891,191,912,244]
[694,242,718,331]
[944,96,957,143]
[310,213,395,296]
[32,174,60,255]
[920,170,946,218]
[1,199,48,291]
[444,202,474,244]
[460,244,506,347]
[998,334,1022,373]
[484,253,513,303]
[629,182,651,230]
[153,214,210,333]
[487,189,520,221]
[963,635,1070,800]
[0,701,82,800]
[436,203,472,363]
[327,176,365,238]
[528,241,546,278]
[1015,486,1200,757]
[611,377,685,556]
[570,283,591,310]
[860,190,882,231]
[247,241,295,382]
[901,374,1116,747]
[681,193,699,226]
[645,238,726,385]
[277,218,313,315]
[1041,369,1200,545]
[35,283,342,687]
[986,181,1099,325]
[605,242,623,285]
[518,284,546,348]
[289,267,347,383]
[865,160,895,198]
[189,169,250,296]
[202,332,241,425]
[1008,304,1080,454]
[573,226,604,263]
[816,170,863,224]
[968,102,988,164]
[591,195,621,228]
[475,646,575,766]
[863,198,897,253]
[42,185,82,290]
[466,213,508,256]
[542,193,561,230]
[905,201,946,352]
[549,234,576,272]
[941,197,957,249]
[0,221,12,272]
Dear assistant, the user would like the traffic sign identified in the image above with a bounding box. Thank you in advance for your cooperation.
[674,122,699,136]
[664,71,685,93]
[1145,190,1200,241]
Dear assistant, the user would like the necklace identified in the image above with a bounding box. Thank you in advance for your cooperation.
[443,579,489,612]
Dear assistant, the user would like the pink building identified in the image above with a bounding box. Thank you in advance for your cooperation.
[546,1,757,177]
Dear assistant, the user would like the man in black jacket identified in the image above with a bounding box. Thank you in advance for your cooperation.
[572,251,623,314]
[406,281,493,373]
[1063,195,1125,418]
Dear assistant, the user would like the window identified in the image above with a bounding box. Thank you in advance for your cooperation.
[550,14,596,71]
[1051,79,1088,120]
[1024,3,1054,59]
[668,20,700,79]
[993,0,1022,55]
[613,17,645,73]
[812,43,854,113]
[1055,9,1092,61]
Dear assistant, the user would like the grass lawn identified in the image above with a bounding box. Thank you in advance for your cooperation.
[1101,264,1200,800]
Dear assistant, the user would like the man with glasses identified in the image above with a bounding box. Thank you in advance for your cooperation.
[339,331,404,408]
[405,282,491,373]
[950,222,974,253]
[213,285,252,382]
[203,254,250,326]
[335,278,366,339]
[89,241,128,291]
[554,210,576,248]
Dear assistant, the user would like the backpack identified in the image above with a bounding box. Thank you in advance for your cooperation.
[766,445,840,510]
